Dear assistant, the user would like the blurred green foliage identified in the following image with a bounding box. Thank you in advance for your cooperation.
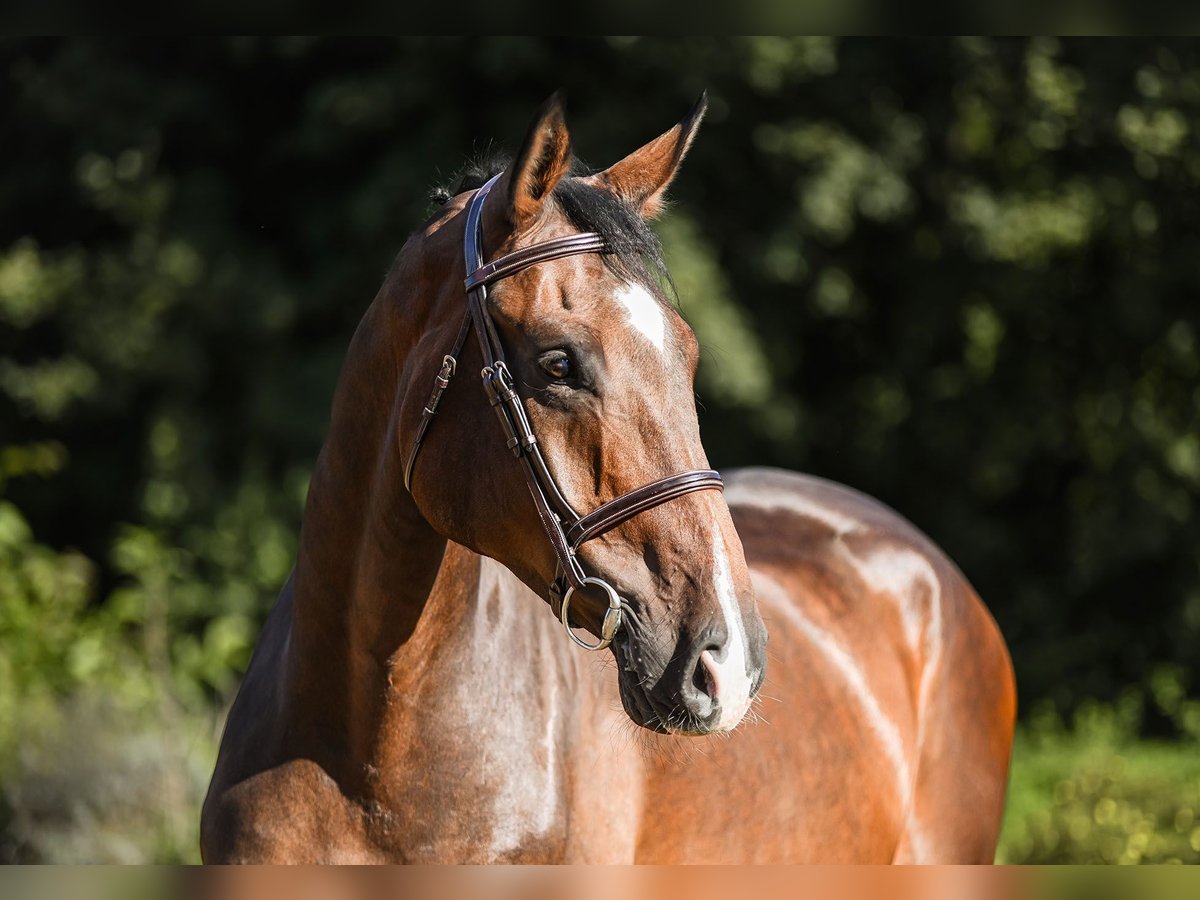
[1002,701,1200,864]
[1,37,1198,861]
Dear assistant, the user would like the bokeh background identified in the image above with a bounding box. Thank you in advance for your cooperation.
[2,36,1199,864]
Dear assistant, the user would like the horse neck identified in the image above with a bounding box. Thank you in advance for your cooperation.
[283,278,466,761]
[280,261,577,733]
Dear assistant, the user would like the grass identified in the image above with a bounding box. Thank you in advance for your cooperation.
[999,704,1200,864]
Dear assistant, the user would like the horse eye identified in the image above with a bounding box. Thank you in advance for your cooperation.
[540,353,572,380]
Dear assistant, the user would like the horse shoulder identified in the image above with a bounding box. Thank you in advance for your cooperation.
[200,580,379,863]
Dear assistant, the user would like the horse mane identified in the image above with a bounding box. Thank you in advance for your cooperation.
[430,155,674,296]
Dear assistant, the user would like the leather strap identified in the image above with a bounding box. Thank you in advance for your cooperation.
[403,309,473,491]
[564,469,724,550]
[465,233,608,291]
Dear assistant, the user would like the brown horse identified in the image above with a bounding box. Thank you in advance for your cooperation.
[200,95,1016,863]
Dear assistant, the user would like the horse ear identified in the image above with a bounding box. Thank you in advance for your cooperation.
[498,92,573,232]
[594,92,707,219]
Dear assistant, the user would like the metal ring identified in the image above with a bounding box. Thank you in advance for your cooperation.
[560,577,622,651]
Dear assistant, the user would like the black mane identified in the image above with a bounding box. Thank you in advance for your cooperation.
[431,156,673,294]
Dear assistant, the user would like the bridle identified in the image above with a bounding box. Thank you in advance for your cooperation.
[403,173,724,652]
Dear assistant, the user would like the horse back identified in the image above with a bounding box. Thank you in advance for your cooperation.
[719,467,1015,862]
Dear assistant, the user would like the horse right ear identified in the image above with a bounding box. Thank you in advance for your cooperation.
[590,92,707,219]
[497,92,573,233]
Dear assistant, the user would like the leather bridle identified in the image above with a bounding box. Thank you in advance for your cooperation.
[404,174,724,651]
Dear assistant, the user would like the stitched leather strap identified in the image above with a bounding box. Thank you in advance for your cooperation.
[465,233,608,291]
[564,469,724,550]
[403,309,473,491]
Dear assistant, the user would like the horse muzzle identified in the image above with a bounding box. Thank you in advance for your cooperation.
[613,629,764,736]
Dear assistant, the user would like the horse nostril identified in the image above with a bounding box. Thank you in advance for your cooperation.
[695,647,721,703]
[681,645,723,725]
[676,631,754,733]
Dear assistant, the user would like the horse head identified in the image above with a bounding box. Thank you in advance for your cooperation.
[401,94,767,735]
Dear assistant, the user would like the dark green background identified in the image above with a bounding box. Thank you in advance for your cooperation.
[2,38,1198,863]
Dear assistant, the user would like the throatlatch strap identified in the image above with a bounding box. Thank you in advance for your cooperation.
[403,309,473,491]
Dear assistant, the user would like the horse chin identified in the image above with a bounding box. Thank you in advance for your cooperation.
[609,637,663,733]
[616,671,671,734]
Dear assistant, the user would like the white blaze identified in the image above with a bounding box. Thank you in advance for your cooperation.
[615,283,666,352]
[709,531,754,730]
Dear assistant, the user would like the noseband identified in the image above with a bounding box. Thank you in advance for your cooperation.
[404,174,724,651]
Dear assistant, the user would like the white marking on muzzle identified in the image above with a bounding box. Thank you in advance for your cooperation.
[615,283,666,352]
[709,531,754,730]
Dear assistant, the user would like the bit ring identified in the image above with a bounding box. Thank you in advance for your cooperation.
[560,577,622,651]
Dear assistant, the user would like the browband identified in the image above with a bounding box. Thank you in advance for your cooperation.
[465,233,608,292]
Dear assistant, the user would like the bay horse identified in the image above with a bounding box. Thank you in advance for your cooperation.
[201,94,1016,863]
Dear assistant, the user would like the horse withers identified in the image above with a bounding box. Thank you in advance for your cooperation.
[201,94,1016,863]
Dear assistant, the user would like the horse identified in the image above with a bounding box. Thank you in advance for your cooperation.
[200,94,1016,863]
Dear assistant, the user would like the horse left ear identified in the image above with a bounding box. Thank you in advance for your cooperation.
[499,92,574,232]
[592,92,708,219]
